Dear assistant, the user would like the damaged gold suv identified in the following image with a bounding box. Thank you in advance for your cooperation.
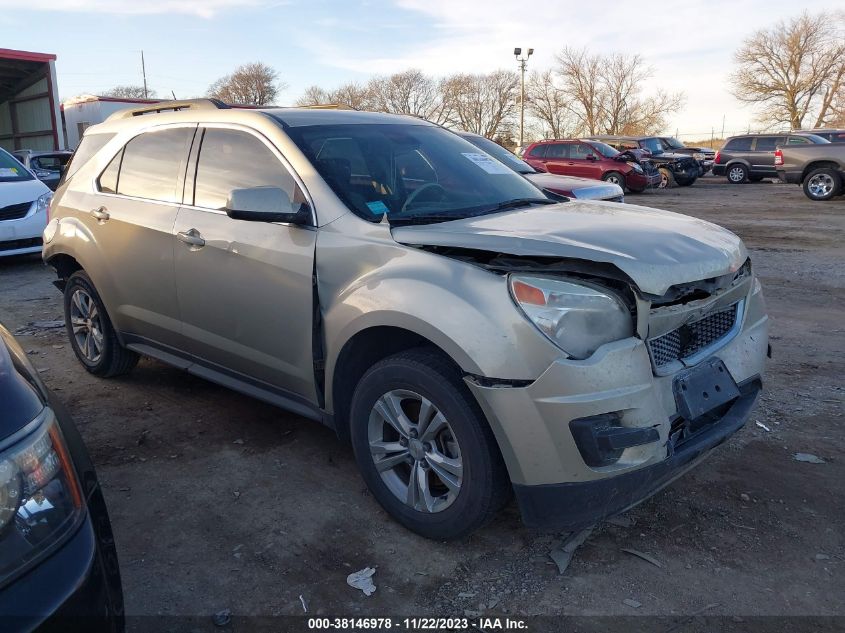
[43,100,769,539]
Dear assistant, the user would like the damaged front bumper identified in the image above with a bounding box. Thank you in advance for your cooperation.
[465,278,768,530]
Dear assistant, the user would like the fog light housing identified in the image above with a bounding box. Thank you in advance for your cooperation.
[569,413,660,467]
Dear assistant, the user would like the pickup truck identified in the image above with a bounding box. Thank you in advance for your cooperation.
[776,144,845,201]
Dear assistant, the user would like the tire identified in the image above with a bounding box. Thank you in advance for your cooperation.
[602,171,625,189]
[802,167,843,201]
[63,271,139,377]
[726,163,748,184]
[676,176,697,187]
[349,348,511,540]
[657,167,675,189]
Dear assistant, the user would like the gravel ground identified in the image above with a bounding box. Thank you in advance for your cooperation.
[0,176,842,626]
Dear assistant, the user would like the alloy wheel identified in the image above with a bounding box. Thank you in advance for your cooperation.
[367,389,463,513]
[729,167,745,183]
[807,173,834,198]
[69,288,104,363]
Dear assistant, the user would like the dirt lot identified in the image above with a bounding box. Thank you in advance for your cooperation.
[1,177,843,625]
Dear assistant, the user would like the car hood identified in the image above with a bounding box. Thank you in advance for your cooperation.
[1,178,50,206]
[523,173,623,201]
[391,200,747,296]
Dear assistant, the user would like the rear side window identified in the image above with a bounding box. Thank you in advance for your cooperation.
[63,133,115,182]
[526,144,547,158]
[724,137,752,151]
[787,136,811,145]
[754,136,786,151]
[544,143,569,159]
[117,127,194,203]
[193,128,305,211]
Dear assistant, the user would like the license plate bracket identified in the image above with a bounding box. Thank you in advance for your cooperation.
[673,358,740,421]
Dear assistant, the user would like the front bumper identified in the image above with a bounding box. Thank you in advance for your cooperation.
[625,171,662,191]
[466,281,768,529]
[0,205,46,257]
[513,377,760,529]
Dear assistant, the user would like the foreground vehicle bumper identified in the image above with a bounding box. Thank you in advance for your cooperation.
[512,378,760,529]
[0,515,123,633]
[625,171,662,191]
[0,206,46,257]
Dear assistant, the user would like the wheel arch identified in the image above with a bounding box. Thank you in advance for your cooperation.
[801,161,842,181]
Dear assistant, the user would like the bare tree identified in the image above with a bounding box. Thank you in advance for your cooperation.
[525,70,575,138]
[208,62,285,106]
[295,82,372,109]
[442,70,519,138]
[554,47,683,135]
[366,69,450,123]
[102,85,156,99]
[731,12,845,128]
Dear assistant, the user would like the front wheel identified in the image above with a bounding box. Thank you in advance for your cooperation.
[63,271,138,377]
[602,171,625,189]
[349,349,511,540]
[803,167,842,201]
[657,167,675,188]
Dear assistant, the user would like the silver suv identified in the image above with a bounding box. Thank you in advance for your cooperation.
[44,100,769,539]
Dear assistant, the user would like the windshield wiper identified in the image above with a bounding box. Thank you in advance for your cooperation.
[484,197,556,213]
[388,214,466,226]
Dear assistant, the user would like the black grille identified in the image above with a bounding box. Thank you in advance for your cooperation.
[648,303,739,369]
[0,202,32,221]
[0,237,41,252]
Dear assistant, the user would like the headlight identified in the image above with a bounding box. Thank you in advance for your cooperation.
[34,192,52,215]
[693,152,705,160]
[509,275,634,359]
[627,162,643,173]
[0,410,84,585]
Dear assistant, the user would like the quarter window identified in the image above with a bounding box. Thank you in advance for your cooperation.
[526,145,547,158]
[117,127,194,203]
[193,129,305,211]
[724,137,753,151]
[98,151,121,194]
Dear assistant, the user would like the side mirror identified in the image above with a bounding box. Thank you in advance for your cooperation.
[586,154,598,161]
[225,186,310,224]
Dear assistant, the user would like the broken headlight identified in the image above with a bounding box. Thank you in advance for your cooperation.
[626,162,643,173]
[0,410,84,586]
[509,275,633,359]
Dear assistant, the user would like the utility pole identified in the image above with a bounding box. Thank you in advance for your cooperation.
[514,47,533,148]
[141,50,148,99]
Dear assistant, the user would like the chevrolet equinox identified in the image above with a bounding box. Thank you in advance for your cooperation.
[43,100,769,539]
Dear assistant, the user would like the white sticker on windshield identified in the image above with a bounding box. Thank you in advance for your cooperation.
[0,168,19,177]
[461,152,512,175]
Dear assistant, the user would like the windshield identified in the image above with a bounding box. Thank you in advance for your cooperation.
[640,138,664,154]
[31,154,71,172]
[589,141,620,158]
[285,123,548,223]
[0,149,33,183]
[663,137,685,149]
[461,135,535,174]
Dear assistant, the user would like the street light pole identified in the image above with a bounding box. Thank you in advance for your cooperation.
[514,47,533,148]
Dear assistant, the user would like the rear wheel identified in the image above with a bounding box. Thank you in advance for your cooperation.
[803,167,842,201]
[349,349,511,540]
[727,164,748,184]
[658,167,675,188]
[602,171,625,189]
[63,271,138,377]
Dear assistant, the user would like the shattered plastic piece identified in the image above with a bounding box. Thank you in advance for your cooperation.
[299,595,308,612]
[621,548,663,569]
[347,567,377,596]
[755,421,771,432]
[212,608,232,627]
[793,453,826,464]
[606,515,634,528]
[623,599,642,609]
[549,527,593,574]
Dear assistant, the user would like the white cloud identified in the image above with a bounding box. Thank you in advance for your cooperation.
[307,0,833,134]
[0,0,270,18]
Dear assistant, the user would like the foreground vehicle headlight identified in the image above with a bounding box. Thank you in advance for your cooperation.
[627,162,643,173]
[693,152,705,160]
[34,192,52,215]
[509,275,633,359]
[0,411,84,585]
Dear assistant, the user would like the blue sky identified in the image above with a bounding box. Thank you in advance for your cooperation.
[0,0,836,137]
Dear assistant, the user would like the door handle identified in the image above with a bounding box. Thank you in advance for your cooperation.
[90,206,110,222]
[176,228,205,248]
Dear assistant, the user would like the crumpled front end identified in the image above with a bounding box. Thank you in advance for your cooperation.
[465,263,769,529]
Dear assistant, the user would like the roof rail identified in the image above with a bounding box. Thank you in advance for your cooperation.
[300,103,356,110]
[106,98,230,121]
